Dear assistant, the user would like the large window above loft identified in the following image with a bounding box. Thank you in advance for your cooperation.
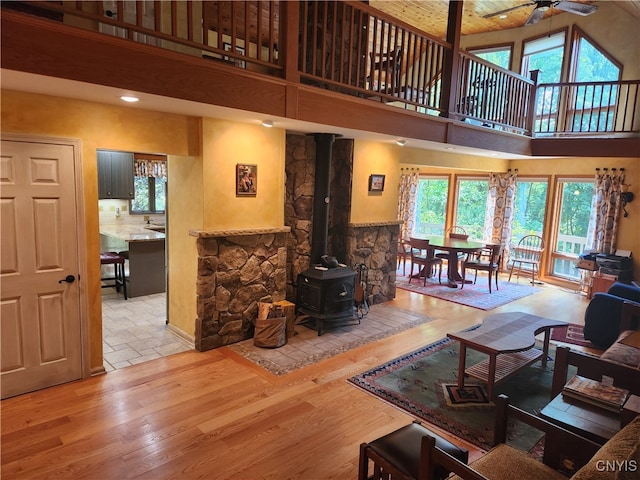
[468,44,512,70]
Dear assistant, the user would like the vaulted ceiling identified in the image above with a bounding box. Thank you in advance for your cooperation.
[369,1,640,40]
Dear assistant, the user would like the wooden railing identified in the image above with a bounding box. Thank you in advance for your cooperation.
[298,1,449,115]
[453,52,535,134]
[4,1,639,138]
[534,80,640,135]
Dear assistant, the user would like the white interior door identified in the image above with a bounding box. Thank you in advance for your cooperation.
[1,139,83,399]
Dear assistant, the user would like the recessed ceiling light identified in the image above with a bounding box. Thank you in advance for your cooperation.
[262,120,274,127]
[396,139,406,146]
[120,95,139,103]
[499,14,507,19]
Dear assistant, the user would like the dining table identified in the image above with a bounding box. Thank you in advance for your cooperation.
[411,235,486,288]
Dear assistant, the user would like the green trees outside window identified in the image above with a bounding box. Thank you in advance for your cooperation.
[454,178,488,241]
[131,176,166,214]
[414,177,449,235]
[511,179,548,245]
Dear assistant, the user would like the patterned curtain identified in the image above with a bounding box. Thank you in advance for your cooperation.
[483,171,517,264]
[134,158,167,178]
[398,169,419,242]
[586,169,625,255]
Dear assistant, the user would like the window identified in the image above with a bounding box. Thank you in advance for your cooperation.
[130,156,167,214]
[413,176,449,236]
[511,178,549,245]
[454,177,489,241]
[523,31,566,133]
[468,44,512,70]
[567,28,621,132]
[550,179,594,280]
[521,31,565,81]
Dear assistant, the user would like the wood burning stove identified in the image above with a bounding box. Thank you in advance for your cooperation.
[294,133,357,335]
[296,266,356,335]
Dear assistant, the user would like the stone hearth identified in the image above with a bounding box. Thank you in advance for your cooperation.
[190,227,290,351]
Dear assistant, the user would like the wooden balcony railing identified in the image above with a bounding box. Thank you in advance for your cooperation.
[534,80,640,136]
[298,1,448,115]
[4,1,639,138]
[453,52,535,135]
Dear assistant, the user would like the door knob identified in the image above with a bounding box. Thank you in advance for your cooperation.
[58,275,76,284]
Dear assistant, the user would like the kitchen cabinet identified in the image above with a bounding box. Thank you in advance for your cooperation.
[98,150,134,199]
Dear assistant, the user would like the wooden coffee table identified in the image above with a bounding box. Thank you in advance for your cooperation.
[447,312,568,399]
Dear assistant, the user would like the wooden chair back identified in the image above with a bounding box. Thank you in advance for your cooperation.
[514,234,544,261]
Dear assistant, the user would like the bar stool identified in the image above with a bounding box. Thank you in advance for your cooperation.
[100,252,127,300]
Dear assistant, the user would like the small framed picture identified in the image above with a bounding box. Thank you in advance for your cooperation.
[237,164,257,196]
[369,174,385,192]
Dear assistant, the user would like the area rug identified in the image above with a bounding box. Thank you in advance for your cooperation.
[397,275,540,310]
[226,303,434,375]
[550,323,593,347]
[349,329,573,451]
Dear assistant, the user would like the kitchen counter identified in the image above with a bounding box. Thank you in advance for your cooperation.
[100,224,165,242]
[100,224,165,297]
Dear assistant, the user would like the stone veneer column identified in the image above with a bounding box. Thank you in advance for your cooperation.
[347,221,401,305]
[189,227,290,351]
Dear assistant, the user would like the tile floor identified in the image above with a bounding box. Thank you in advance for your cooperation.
[102,289,193,371]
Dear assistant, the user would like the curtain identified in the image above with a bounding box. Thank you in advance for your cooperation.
[483,171,517,263]
[134,158,167,178]
[398,169,419,242]
[586,169,625,255]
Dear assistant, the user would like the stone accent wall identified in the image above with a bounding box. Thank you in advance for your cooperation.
[191,228,290,351]
[284,133,355,300]
[348,222,401,305]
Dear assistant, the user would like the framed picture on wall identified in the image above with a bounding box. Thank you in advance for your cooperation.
[237,164,257,196]
[369,174,385,192]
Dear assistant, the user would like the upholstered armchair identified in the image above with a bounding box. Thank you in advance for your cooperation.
[583,282,640,349]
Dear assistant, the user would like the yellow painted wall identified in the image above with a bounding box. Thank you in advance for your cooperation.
[201,118,285,229]
[167,153,203,339]
[351,140,401,223]
[1,90,201,372]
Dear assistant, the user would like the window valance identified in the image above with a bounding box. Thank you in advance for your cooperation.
[134,159,167,178]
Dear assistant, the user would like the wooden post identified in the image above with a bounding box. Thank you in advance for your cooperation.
[440,0,463,118]
[526,69,541,135]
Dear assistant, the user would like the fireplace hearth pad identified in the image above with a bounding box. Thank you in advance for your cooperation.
[296,266,358,335]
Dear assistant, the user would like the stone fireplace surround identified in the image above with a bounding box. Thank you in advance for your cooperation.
[191,134,400,351]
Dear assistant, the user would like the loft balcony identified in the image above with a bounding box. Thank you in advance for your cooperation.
[2,1,638,158]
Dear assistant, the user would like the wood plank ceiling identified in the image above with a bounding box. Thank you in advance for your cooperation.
[369,1,640,40]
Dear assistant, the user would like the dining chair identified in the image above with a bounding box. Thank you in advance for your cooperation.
[397,240,411,276]
[435,226,469,269]
[507,235,545,284]
[461,243,504,293]
[409,238,442,286]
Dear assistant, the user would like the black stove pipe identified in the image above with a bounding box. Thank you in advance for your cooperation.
[309,133,337,265]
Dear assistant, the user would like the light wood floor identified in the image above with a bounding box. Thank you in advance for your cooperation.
[1,281,595,480]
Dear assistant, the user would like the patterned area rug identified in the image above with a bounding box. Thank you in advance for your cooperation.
[550,323,593,347]
[396,274,541,310]
[349,329,572,451]
[227,303,434,375]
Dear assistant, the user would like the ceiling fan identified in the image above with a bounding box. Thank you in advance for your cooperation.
[483,1,598,26]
